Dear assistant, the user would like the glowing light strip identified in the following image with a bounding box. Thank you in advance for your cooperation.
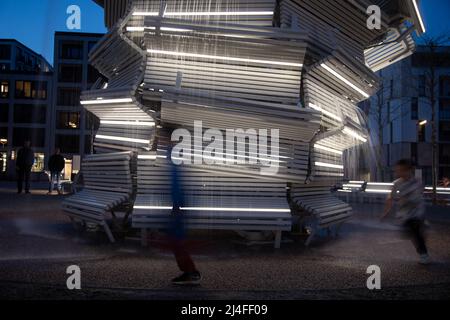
[81,98,133,105]
[133,205,290,212]
[309,103,342,121]
[126,26,191,32]
[321,63,370,98]
[96,135,149,144]
[314,144,343,155]
[147,49,303,67]
[425,187,450,191]
[138,155,157,160]
[101,120,155,127]
[343,127,367,143]
[343,184,363,188]
[367,182,394,186]
[364,189,391,193]
[315,162,344,169]
[133,11,274,17]
[134,206,173,210]
[350,181,365,184]
[412,0,426,33]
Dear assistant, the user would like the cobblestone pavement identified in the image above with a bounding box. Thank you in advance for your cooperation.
[0,184,449,300]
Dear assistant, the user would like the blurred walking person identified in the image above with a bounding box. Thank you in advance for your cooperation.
[47,148,65,195]
[381,159,430,264]
[167,148,202,285]
[16,140,34,194]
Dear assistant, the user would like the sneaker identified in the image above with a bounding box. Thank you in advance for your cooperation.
[47,191,53,195]
[171,271,202,286]
[419,254,430,265]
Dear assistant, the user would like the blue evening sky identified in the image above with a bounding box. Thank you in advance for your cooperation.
[0,0,449,66]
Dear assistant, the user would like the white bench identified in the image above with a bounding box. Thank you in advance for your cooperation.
[132,154,292,248]
[62,152,135,242]
[291,184,352,246]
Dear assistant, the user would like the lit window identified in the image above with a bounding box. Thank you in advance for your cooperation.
[32,153,45,172]
[0,151,7,173]
[0,81,9,98]
[15,81,47,100]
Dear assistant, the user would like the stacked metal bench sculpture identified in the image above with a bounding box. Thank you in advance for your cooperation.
[63,0,424,246]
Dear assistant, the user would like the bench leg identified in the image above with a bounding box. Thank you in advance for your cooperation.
[103,223,115,243]
[305,228,316,247]
[335,222,343,238]
[141,228,148,247]
[274,231,282,249]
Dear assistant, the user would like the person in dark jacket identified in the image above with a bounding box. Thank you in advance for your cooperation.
[16,140,34,194]
[47,148,65,194]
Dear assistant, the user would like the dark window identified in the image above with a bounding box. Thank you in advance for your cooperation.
[412,52,450,68]
[15,80,47,99]
[14,104,46,124]
[440,99,450,120]
[0,104,8,122]
[58,64,82,83]
[418,75,426,97]
[87,65,101,84]
[0,127,7,140]
[418,123,426,142]
[0,44,11,60]
[440,144,450,165]
[13,127,45,147]
[1,81,9,98]
[411,97,419,120]
[56,134,79,153]
[57,111,80,129]
[411,143,417,164]
[59,41,83,60]
[57,87,81,106]
[440,121,450,141]
[440,76,450,97]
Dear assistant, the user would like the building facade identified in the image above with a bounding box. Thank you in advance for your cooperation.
[0,40,53,180]
[50,32,103,178]
[365,46,450,184]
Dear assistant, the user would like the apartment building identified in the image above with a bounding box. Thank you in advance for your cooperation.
[0,39,53,180]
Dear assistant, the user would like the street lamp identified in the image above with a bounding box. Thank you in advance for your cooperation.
[0,138,7,148]
[419,120,428,126]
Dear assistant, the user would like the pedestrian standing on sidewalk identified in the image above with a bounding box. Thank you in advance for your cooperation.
[47,148,65,195]
[381,159,430,264]
[16,140,34,194]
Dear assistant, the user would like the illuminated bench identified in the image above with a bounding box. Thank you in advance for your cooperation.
[62,152,135,242]
[291,183,352,246]
[132,154,292,249]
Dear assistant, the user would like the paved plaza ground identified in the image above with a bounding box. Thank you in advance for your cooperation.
[0,182,449,300]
